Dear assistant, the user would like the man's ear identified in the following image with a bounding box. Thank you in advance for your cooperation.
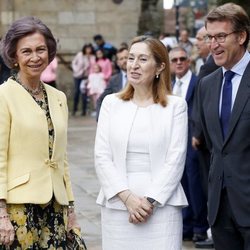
[237,31,247,46]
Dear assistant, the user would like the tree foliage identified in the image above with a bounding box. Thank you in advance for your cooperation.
[138,0,164,37]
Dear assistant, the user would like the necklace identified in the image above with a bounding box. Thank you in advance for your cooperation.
[16,75,43,96]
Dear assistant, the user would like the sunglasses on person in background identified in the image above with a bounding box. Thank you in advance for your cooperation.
[171,57,187,63]
[204,31,236,44]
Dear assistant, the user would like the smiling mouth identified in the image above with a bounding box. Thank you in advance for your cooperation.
[213,50,224,56]
[131,72,140,78]
[28,64,43,69]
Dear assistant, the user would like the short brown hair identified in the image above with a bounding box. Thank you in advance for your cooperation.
[119,36,172,107]
[205,3,250,49]
[1,16,57,68]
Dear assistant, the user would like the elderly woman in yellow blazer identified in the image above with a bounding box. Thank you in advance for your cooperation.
[0,16,79,249]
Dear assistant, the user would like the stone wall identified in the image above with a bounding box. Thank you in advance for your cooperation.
[0,0,141,99]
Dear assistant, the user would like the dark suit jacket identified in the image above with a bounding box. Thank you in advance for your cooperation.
[197,55,219,82]
[193,55,219,139]
[96,72,123,121]
[197,61,250,226]
[174,73,197,157]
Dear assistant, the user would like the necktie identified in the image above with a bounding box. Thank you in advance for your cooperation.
[220,70,235,139]
[123,74,127,88]
[175,80,182,97]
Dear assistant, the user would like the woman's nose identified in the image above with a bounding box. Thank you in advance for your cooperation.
[30,52,40,61]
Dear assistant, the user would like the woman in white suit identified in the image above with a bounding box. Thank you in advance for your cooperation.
[95,36,188,249]
[0,17,80,249]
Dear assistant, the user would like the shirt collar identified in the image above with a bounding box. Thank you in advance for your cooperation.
[175,69,192,83]
[222,50,250,77]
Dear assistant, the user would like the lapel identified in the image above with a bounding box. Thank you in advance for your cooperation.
[111,99,138,171]
[210,69,224,143]
[185,73,197,102]
[224,61,250,144]
[44,84,59,122]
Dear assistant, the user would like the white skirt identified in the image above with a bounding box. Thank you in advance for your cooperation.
[101,204,182,250]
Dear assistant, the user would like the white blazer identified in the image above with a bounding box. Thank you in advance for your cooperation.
[95,94,188,210]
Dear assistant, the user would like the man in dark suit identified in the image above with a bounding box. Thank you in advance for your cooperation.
[96,47,128,121]
[192,26,219,250]
[196,3,250,250]
[169,47,209,244]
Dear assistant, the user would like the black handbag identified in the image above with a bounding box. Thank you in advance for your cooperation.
[66,228,87,250]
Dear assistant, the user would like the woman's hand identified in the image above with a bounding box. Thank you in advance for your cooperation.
[0,206,15,246]
[118,191,154,224]
[67,207,81,234]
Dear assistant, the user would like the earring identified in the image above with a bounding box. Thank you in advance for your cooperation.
[14,63,18,67]
[156,74,159,79]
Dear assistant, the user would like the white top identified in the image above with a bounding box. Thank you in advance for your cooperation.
[95,94,188,210]
[126,107,151,173]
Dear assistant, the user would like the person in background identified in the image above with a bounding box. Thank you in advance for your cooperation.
[120,41,128,50]
[194,27,210,74]
[96,47,128,121]
[0,37,11,84]
[0,55,11,84]
[179,29,194,57]
[160,32,177,52]
[94,48,113,83]
[95,35,188,250]
[0,16,80,249]
[87,63,106,113]
[72,43,95,116]
[93,34,117,61]
[192,26,219,250]
[195,3,250,250]
[40,56,58,88]
[169,47,209,245]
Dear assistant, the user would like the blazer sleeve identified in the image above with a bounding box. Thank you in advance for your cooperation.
[0,92,10,199]
[95,95,128,201]
[146,99,188,206]
[61,93,74,201]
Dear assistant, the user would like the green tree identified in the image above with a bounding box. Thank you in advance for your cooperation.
[138,0,164,37]
[217,0,250,18]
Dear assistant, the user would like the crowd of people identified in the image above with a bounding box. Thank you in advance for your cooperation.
[0,2,250,250]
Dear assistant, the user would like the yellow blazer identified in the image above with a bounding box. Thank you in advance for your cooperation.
[0,78,74,205]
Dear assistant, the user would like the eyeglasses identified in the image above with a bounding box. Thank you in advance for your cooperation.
[171,57,187,63]
[204,31,236,44]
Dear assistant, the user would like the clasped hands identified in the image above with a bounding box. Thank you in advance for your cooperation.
[118,190,154,224]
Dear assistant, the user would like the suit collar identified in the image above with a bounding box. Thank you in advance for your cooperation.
[185,73,197,102]
[210,69,225,143]
[224,61,250,144]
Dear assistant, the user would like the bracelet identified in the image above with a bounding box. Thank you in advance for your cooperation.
[0,214,9,219]
[124,193,132,205]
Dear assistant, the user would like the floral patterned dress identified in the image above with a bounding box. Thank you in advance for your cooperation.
[5,83,68,250]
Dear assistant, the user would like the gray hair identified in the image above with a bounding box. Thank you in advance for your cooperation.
[1,16,57,68]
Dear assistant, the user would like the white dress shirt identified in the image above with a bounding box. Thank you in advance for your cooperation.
[173,70,192,99]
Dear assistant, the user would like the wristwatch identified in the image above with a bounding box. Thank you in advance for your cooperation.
[146,197,157,206]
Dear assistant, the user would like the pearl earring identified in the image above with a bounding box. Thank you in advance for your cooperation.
[156,74,159,79]
[14,63,18,67]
